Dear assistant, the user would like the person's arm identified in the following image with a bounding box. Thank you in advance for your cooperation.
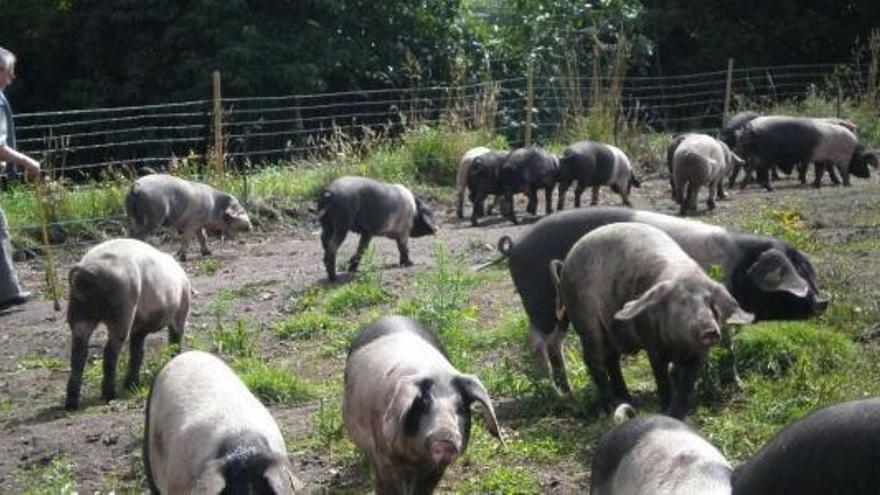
[0,144,40,179]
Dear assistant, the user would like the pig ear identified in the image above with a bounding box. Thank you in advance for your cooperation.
[614,280,676,321]
[382,378,421,442]
[549,260,566,320]
[192,459,226,494]
[712,285,754,326]
[264,458,305,494]
[456,374,504,444]
[746,249,810,298]
[416,198,437,231]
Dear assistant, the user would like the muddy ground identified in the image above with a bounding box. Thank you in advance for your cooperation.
[1,170,878,493]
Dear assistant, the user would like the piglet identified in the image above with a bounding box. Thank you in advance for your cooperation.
[126,174,252,261]
[550,222,753,417]
[343,316,503,494]
[145,350,303,494]
[65,238,190,410]
[316,176,436,281]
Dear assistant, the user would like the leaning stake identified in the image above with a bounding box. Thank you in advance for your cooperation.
[34,178,60,311]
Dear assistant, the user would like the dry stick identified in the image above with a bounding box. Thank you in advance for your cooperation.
[33,179,61,311]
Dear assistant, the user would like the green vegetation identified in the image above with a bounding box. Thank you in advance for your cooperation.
[18,455,78,495]
[234,358,317,406]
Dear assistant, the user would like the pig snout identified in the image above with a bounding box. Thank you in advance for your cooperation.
[429,438,461,466]
[699,326,722,347]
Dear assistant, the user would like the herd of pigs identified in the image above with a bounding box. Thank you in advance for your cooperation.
[46,112,880,493]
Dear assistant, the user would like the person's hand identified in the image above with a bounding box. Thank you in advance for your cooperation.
[22,157,41,183]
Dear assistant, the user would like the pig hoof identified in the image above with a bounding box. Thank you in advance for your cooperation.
[201,249,212,257]
[401,260,414,268]
[64,398,79,411]
[177,253,188,262]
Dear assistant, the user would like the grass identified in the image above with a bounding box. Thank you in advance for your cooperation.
[18,455,78,495]
[234,358,317,406]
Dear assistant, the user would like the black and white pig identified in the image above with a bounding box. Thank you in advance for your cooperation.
[734,116,877,190]
[497,147,559,224]
[316,176,437,281]
[65,238,190,410]
[720,111,761,150]
[732,398,880,495]
[466,150,511,226]
[145,350,303,494]
[673,134,744,215]
[126,174,252,261]
[550,223,753,417]
[343,316,503,494]
[456,146,490,219]
[497,207,825,396]
[591,411,733,495]
[557,140,640,209]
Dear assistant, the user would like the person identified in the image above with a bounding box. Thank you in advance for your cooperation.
[0,46,41,312]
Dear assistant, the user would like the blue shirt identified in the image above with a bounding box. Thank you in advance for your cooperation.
[0,90,19,177]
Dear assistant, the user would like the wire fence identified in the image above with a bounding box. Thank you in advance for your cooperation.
[12,62,869,179]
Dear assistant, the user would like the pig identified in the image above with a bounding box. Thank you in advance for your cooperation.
[497,207,825,396]
[732,398,880,495]
[343,316,503,494]
[466,150,511,226]
[720,111,761,150]
[456,146,490,219]
[666,133,693,201]
[126,174,252,261]
[497,147,559,224]
[733,116,876,190]
[65,238,190,410]
[145,350,303,494]
[673,134,745,215]
[316,176,437,281]
[549,223,753,417]
[557,140,640,210]
[591,410,733,495]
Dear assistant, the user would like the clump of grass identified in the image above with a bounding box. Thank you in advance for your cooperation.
[454,465,540,494]
[735,321,855,378]
[210,318,258,358]
[194,258,222,276]
[740,204,818,252]
[322,277,391,316]
[273,311,348,340]
[235,358,317,406]
[18,353,66,371]
[19,455,78,495]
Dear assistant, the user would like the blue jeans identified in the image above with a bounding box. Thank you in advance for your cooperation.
[0,204,25,301]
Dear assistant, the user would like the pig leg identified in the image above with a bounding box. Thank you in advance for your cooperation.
[728,160,742,189]
[606,351,631,403]
[65,323,97,410]
[456,187,465,219]
[617,182,632,207]
[321,225,348,281]
[813,162,826,188]
[168,291,189,348]
[196,228,211,257]
[838,164,850,187]
[798,162,809,185]
[590,185,600,206]
[546,318,573,396]
[123,330,147,392]
[176,225,201,261]
[470,191,485,227]
[647,351,672,411]
[707,181,717,211]
[756,166,773,192]
[720,327,743,390]
[579,330,615,410]
[348,234,372,273]
[544,185,554,215]
[396,236,413,267]
[503,194,519,225]
[526,188,538,215]
[667,357,702,419]
[716,181,727,201]
[101,336,125,402]
[557,179,571,210]
[487,195,500,215]
[572,182,586,208]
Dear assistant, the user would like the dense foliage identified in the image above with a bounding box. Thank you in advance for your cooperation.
[4,0,878,111]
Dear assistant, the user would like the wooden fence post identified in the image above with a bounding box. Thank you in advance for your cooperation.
[211,71,224,175]
[524,57,534,147]
[723,58,734,120]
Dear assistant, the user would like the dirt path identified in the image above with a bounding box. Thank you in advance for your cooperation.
[0,171,877,492]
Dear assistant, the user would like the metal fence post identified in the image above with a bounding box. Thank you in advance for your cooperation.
[211,71,224,175]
